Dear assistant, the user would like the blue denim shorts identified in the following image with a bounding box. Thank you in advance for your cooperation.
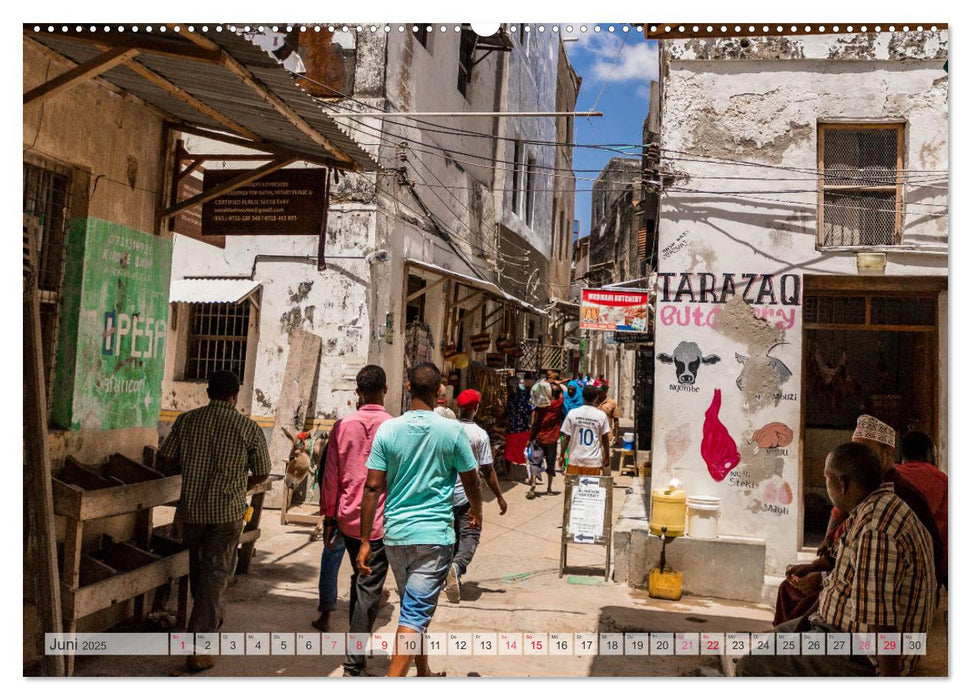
[385,544,453,634]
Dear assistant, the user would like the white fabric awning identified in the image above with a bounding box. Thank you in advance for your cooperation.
[169,278,262,305]
[404,259,547,317]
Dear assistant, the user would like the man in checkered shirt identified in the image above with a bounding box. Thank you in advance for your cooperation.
[159,370,270,672]
[737,442,936,677]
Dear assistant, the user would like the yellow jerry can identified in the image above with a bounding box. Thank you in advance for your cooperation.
[649,486,687,537]
[648,567,683,600]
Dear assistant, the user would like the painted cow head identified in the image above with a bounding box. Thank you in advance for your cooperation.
[283,428,327,489]
[735,345,793,394]
[657,341,721,385]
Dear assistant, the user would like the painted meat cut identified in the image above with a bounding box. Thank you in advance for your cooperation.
[701,388,741,481]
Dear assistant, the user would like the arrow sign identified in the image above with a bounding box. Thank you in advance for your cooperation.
[573,533,596,543]
[579,477,599,486]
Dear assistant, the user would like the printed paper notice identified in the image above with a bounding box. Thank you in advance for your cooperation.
[569,478,606,543]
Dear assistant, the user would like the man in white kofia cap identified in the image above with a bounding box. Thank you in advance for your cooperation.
[852,414,896,471]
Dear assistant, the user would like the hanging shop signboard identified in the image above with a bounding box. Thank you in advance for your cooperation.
[201,168,327,236]
[580,288,650,332]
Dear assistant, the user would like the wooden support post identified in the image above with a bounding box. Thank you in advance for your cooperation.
[24,47,139,106]
[23,214,65,676]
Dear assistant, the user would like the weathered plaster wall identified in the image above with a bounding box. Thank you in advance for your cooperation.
[497,27,558,259]
[23,41,165,237]
[165,197,377,421]
[24,40,173,648]
[550,41,581,310]
[24,40,169,469]
[653,32,948,574]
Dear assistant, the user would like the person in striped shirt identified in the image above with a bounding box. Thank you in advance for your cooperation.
[737,442,935,677]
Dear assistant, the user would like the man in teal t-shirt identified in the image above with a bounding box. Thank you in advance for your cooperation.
[357,362,482,677]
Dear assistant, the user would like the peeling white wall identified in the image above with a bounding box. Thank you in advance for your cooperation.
[163,198,377,421]
[653,32,948,575]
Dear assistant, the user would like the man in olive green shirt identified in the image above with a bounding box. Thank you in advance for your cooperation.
[159,370,270,672]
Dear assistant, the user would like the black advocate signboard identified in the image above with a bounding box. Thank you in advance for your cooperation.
[201,168,327,236]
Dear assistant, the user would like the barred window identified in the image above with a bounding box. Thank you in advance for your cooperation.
[184,302,250,382]
[818,123,904,247]
[23,161,73,402]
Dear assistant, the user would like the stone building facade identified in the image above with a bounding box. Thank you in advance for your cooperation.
[650,31,948,583]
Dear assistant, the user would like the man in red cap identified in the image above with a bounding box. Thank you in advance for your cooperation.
[445,389,508,602]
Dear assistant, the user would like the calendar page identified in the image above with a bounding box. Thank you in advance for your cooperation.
[20,0,950,688]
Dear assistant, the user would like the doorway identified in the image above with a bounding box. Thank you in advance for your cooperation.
[801,289,939,547]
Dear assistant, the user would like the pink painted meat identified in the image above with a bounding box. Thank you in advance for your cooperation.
[701,389,741,481]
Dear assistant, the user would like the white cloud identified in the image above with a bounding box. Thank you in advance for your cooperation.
[567,31,659,85]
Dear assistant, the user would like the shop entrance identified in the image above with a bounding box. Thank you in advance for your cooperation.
[800,285,940,548]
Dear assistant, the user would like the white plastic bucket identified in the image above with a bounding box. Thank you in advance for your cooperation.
[687,495,720,539]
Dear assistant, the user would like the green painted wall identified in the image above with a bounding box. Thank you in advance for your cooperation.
[51,218,172,431]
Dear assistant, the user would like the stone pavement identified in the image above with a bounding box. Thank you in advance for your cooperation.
[73,471,784,677]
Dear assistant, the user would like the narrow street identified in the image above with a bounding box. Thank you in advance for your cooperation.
[73,472,775,677]
[23,19,950,682]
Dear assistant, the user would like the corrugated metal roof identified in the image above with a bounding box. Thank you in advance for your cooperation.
[27,29,377,172]
[405,258,547,317]
[169,277,262,304]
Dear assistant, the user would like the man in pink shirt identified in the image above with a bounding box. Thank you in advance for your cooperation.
[321,365,392,677]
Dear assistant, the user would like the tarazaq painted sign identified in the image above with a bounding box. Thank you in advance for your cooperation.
[52,218,172,431]
[656,272,802,331]
[580,288,650,332]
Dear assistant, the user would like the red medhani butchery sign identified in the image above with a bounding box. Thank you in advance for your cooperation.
[580,288,649,332]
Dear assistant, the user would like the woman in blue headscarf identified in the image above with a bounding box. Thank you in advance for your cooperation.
[563,380,583,415]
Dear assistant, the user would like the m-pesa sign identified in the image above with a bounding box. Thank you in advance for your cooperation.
[102,312,166,359]
[580,288,650,332]
[51,219,172,431]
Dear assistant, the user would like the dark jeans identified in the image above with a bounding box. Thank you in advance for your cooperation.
[317,536,346,612]
[735,619,876,677]
[540,442,558,477]
[451,502,481,577]
[182,520,243,635]
[340,532,389,675]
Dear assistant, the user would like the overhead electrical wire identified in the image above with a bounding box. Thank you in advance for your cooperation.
[406,155,527,260]
[665,188,949,218]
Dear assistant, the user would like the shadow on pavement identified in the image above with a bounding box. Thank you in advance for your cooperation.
[586,603,772,677]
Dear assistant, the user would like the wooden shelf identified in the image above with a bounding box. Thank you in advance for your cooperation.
[51,449,277,673]
[63,549,189,620]
[52,474,182,520]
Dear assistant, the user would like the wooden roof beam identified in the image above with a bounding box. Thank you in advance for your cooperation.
[172,123,343,170]
[160,157,297,221]
[121,59,260,140]
[24,47,139,106]
[172,27,358,171]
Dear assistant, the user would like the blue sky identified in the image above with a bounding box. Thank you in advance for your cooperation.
[564,29,659,239]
